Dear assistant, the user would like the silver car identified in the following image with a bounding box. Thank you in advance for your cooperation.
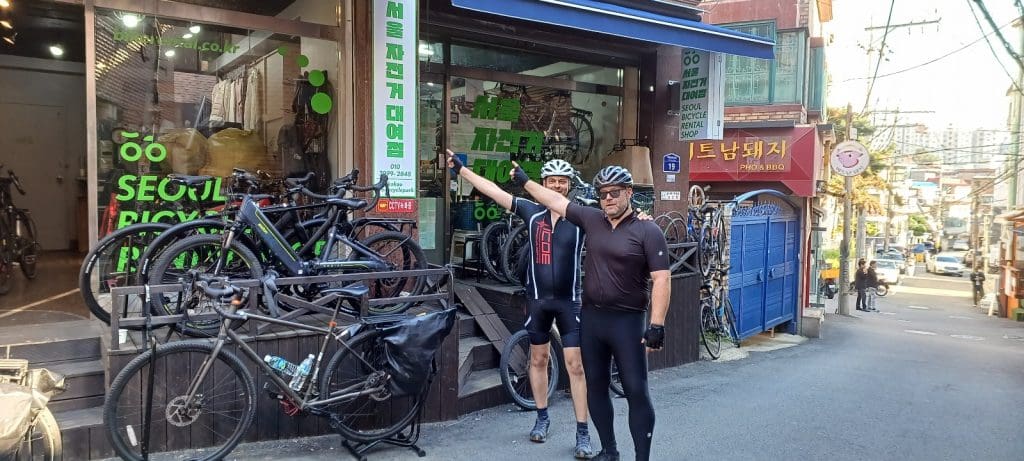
[926,253,965,276]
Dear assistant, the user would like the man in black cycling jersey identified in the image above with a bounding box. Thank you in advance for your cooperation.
[445,149,594,458]
[511,163,671,461]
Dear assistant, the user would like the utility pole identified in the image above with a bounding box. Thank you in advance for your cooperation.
[971,193,980,272]
[857,206,867,259]
[1011,18,1024,208]
[838,104,854,316]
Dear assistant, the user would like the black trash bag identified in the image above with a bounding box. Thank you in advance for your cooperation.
[380,309,456,397]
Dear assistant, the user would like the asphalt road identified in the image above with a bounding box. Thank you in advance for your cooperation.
[158,263,1024,461]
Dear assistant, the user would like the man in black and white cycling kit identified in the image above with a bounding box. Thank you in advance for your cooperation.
[445,150,594,458]
[513,163,671,461]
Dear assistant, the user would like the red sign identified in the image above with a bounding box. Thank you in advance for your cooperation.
[376,198,418,213]
[687,126,822,197]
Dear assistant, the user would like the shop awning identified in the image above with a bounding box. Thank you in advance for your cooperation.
[451,0,776,59]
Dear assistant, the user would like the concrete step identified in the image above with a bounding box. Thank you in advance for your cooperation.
[47,359,105,404]
[457,370,507,415]
[54,406,114,460]
[457,336,499,390]
[0,319,103,365]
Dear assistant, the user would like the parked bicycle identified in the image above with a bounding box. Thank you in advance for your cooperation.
[699,266,740,359]
[0,166,39,295]
[0,358,64,461]
[103,277,455,461]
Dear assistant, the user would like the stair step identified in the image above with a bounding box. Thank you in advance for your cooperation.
[0,320,103,365]
[48,395,105,413]
[55,406,114,460]
[47,359,105,402]
[458,311,480,338]
[457,370,508,415]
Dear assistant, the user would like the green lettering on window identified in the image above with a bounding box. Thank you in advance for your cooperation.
[471,95,498,119]
[471,127,497,151]
[497,99,521,122]
[385,62,403,79]
[386,1,403,19]
[385,43,404,60]
[386,123,403,140]
[386,20,403,39]
[386,82,403,99]
[386,105,404,121]
[387,141,403,158]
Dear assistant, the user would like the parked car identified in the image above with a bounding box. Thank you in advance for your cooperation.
[926,253,965,276]
[951,240,970,251]
[873,259,901,285]
[876,252,907,274]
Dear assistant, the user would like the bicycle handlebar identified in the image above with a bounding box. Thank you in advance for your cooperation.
[284,172,316,188]
[193,279,247,321]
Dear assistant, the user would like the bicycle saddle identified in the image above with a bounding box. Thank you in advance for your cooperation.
[321,284,369,300]
[325,197,368,210]
[168,174,213,187]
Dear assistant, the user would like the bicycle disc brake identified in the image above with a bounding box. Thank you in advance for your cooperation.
[166,395,203,427]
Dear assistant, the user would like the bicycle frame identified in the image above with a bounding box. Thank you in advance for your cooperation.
[184,302,382,412]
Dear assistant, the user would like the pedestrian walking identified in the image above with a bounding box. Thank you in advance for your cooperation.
[854,259,870,311]
[511,162,671,461]
[445,150,594,458]
[970,269,986,307]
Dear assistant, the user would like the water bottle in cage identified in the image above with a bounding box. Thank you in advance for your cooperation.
[289,354,315,391]
[264,355,297,377]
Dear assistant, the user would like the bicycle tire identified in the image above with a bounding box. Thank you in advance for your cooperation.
[147,234,263,337]
[698,221,715,277]
[700,299,722,359]
[319,329,423,443]
[14,210,38,279]
[480,221,511,283]
[501,224,530,286]
[0,253,11,295]
[79,223,171,326]
[15,406,62,461]
[353,230,428,314]
[875,284,889,297]
[104,340,256,461]
[723,296,740,347]
[568,112,595,164]
[136,219,229,284]
[499,330,560,410]
[609,362,624,397]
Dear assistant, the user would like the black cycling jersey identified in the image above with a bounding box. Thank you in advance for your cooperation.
[564,203,670,312]
[512,198,585,302]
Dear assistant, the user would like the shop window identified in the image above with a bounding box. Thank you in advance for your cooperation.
[93,8,339,237]
[447,77,621,229]
[167,0,340,26]
[418,40,444,64]
[722,22,804,106]
[450,43,622,87]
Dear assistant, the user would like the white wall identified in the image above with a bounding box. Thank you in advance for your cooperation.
[0,56,85,250]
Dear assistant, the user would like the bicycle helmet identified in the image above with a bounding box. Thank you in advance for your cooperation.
[592,165,633,189]
[540,159,575,179]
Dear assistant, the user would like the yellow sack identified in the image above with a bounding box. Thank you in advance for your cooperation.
[157,129,208,175]
[201,128,279,177]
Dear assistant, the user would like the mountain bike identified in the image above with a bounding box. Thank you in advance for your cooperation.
[480,213,522,283]
[699,266,739,359]
[103,278,454,461]
[148,174,427,336]
[0,166,39,295]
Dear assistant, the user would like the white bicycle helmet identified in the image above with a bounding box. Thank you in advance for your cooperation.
[540,159,575,179]
[592,165,633,189]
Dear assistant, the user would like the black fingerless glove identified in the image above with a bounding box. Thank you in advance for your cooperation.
[449,154,464,174]
[511,166,530,187]
[644,324,665,349]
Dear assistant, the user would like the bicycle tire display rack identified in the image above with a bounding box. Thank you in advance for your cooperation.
[105,265,454,460]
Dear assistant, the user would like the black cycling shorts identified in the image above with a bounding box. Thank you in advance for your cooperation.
[524,298,581,348]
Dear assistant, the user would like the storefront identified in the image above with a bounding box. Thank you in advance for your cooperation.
[687,125,824,335]
[995,209,1024,318]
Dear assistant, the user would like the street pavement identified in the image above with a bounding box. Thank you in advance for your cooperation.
[153,263,1024,460]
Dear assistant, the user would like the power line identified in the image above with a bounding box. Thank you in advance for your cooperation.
[967,0,1024,95]
[972,0,1024,71]
[841,19,1014,82]
[861,0,897,115]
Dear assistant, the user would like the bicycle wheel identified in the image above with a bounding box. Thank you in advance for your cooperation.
[698,221,715,277]
[722,297,740,347]
[501,224,530,285]
[609,362,624,397]
[79,223,170,326]
[319,329,423,443]
[14,406,61,461]
[700,299,722,360]
[354,230,427,314]
[876,284,889,297]
[480,221,511,283]
[104,341,256,461]
[147,234,263,337]
[14,210,38,279]
[499,330,560,410]
[136,219,228,284]
[568,112,594,164]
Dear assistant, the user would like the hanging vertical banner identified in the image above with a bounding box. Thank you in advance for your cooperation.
[678,50,725,141]
[373,0,418,198]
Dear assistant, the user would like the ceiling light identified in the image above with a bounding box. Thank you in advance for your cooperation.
[49,45,64,57]
[164,49,175,57]
[0,1,10,8]
[2,35,13,46]
[188,24,200,34]
[0,20,11,29]
[121,13,139,28]
[182,33,193,39]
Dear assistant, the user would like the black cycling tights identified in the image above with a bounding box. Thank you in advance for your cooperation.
[580,307,655,461]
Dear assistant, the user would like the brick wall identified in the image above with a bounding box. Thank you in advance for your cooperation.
[173,72,216,104]
[725,104,808,124]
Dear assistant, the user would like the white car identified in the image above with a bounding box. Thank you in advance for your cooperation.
[873,259,900,285]
[927,253,965,276]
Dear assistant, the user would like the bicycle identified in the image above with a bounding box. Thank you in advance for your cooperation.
[0,166,39,295]
[0,358,64,461]
[102,278,455,461]
[699,266,739,359]
[486,83,595,164]
[147,173,427,336]
[479,213,523,284]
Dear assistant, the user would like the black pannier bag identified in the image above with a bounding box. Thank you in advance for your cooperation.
[381,308,457,397]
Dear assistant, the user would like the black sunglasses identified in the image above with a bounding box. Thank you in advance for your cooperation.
[598,188,625,200]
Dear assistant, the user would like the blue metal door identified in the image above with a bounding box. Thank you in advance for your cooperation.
[728,204,799,339]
